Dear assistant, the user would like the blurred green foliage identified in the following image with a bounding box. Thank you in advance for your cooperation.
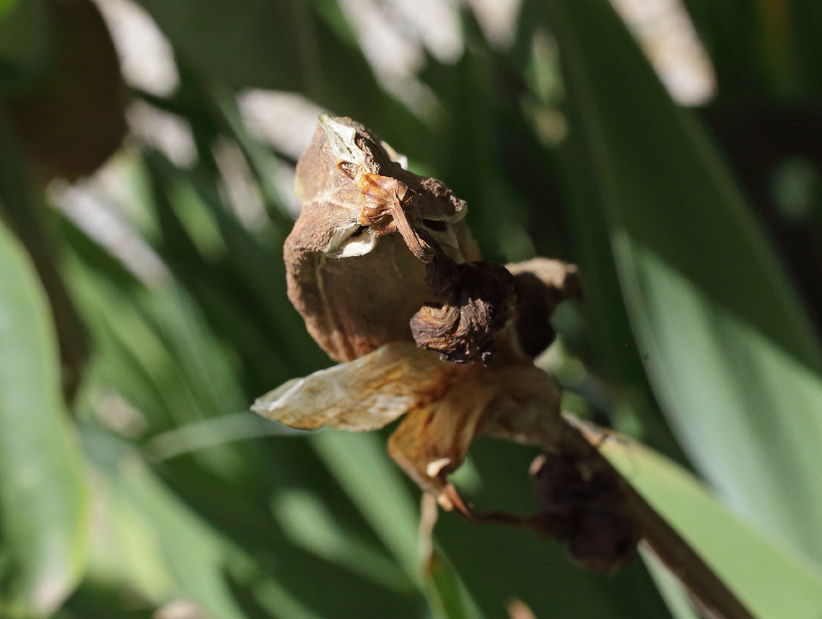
[2,0,822,617]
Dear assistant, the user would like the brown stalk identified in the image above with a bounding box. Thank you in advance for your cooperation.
[568,420,753,619]
[449,419,754,619]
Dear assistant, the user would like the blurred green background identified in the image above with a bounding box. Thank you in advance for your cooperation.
[2,0,822,617]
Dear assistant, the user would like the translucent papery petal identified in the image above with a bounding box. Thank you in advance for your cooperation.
[387,376,497,496]
[252,343,474,431]
[388,363,563,498]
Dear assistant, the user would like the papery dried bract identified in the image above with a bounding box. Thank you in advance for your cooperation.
[389,363,563,502]
[252,343,473,432]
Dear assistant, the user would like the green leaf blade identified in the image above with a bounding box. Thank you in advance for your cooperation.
[0,0,48,91]
[549,0,820,369]
[0,218,90,616]
[548,0,822,565]
[601,437,822,619]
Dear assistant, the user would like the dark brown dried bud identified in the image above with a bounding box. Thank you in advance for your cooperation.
[530,452,639,573]
[411,259,516,364]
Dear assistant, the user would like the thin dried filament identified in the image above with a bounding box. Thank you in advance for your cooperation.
[356,172,434,261]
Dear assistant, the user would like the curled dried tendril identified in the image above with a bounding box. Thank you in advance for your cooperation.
[355,171,434,262]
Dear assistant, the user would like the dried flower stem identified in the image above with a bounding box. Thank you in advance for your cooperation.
[450,417,754,619]
[569,419,753,619]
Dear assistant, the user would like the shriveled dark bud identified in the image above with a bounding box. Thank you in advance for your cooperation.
[511,272,559,357]
[530,452,639,574]
[411,260,515,364]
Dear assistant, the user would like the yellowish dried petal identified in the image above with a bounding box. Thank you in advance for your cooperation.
[252,343,475,431]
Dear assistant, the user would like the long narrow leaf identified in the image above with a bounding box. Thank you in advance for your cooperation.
[547,0,822,564]
[600,436,822,619]
[0,217,89,616]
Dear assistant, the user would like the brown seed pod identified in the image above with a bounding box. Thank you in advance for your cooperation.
[284,115,475,362]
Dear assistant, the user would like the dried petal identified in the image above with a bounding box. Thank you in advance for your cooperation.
[506,258,582,358]
[475,364,563,447]
[387,363,563,509]
[387,374,495,497]
[252,343,472,431]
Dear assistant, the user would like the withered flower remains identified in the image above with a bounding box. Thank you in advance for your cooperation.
[252,116,638,571]
[251,117,757,617]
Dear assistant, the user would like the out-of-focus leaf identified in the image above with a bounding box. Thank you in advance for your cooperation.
[8,0,126,179]
[208,86,295,227]
[81,468,174,606]
[0,216,89,616]
[0,0,21,17]
[682,0,820,100]
[550,0,820,368]
[790,1,822,97]
[616,242,822,557]
[141,152,312,387]
[307,13,427,147]
[134,0,303,91]
[180,161,326,373]
[84,435,249,619]
[547,0,822,563]
[424,551,480,619]
[60,583,157,619]
[310,432,421,578]
[0,95,89,402]
[311,431,490,617]
[272,487,411,592]
[0,0,48,90]
[600,436,822,619]
[641,551,700,619]
[679,1,776,99]
[145,413,305,462]
[420,34,529,263]
[71,266,201,434]
[158,459,424,619]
